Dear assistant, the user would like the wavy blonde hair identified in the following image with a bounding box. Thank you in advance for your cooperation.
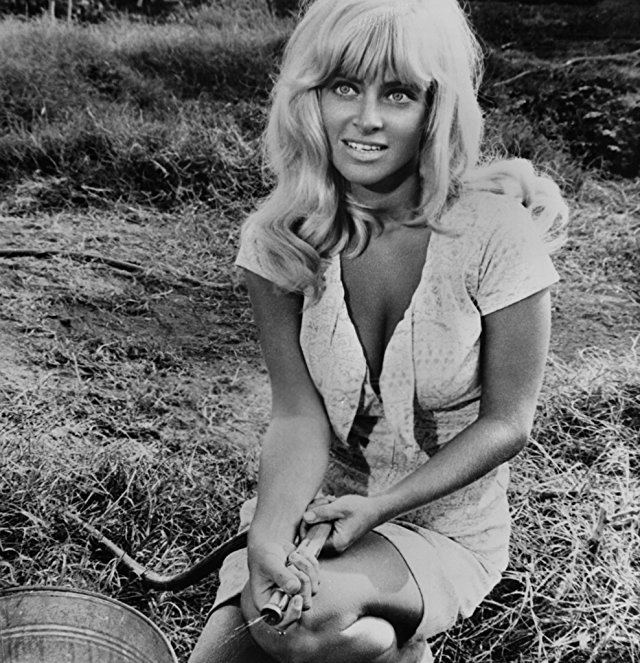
[243,0,568,297]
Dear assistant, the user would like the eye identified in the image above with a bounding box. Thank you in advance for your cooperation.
[331,80,358,97]
[387,89,414,104]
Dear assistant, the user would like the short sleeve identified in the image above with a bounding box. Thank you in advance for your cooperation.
[475,200,559,316]
[234,219,273,281]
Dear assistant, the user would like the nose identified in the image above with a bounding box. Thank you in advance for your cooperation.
[353,94,383,133]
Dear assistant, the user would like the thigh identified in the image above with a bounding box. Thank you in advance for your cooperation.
[245,531,423,649]
[311,531,423,640]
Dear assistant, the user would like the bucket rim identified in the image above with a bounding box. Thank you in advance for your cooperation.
[0,584,178,663]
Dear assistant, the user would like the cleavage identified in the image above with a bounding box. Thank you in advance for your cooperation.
[340,226,430,384]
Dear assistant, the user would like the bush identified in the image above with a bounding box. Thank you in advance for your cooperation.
[483,51,640,178]
[514,79,637,178]
[468,0,640,55]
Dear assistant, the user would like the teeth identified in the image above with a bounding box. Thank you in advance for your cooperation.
[345,141,383,152]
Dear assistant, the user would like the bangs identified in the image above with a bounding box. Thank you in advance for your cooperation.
[314,4,436,90]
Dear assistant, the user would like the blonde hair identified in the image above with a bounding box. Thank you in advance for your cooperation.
[244,0,567,296]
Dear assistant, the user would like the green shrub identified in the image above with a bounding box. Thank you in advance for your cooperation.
[483,51,640,178]
[469,1,640,55]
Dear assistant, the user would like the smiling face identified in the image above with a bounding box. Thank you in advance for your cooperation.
[319,73,428,203]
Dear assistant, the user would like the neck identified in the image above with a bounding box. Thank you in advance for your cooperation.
[348,171,421,229]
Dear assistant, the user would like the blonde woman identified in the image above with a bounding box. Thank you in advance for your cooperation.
[190,0,567,661]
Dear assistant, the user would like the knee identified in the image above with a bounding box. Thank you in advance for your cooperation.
[238,585,319,663]
[245,612,324,663]
[274,626,323,663]
[243,607,397,663]
[257,615,397,663]
[262,592,346,662]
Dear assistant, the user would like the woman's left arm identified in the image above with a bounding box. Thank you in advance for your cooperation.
[304,288,552,549]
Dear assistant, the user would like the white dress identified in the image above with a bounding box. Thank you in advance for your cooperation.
[213,190,559,661]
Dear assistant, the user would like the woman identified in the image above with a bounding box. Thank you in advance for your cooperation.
[190,0,567,661]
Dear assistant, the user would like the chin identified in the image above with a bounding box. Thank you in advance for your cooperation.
[335,165,388,189]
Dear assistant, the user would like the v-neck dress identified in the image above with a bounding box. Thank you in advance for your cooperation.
[212,190,559,658]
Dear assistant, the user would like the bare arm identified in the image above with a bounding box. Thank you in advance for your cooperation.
[374,289,551,519]
[242,270,332,604]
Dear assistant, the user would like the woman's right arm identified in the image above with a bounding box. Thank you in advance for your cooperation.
[243,270,332,611]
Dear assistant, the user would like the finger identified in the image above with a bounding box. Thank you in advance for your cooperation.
[272,567,301,596]
[303,502,342,524]
[300,497,335,537]
[288,565,312,610]
[298,518,310,540]
[252,576,286,611]
[278,593,304,630]
[307,495,336,509]
[288,550,320,595]
[326,533,348,555]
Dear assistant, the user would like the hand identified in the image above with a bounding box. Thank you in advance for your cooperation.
[301,494,384,554]
[247,538,320,624]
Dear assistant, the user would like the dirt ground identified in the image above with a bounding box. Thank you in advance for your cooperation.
[0,210,270,455]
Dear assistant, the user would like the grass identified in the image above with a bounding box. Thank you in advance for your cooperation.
[0,9,283,208]
[0,1,639,662]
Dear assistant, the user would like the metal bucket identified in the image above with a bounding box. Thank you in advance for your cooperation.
[0,586,178,663]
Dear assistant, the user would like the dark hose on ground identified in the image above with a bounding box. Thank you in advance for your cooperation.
[65,510,248,591]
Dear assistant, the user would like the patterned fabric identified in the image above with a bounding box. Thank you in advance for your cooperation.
[229,190,559,654]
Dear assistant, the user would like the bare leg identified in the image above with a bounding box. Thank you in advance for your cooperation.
[242,532,424,663]
[332,616,400,663]
[340,618,434,663]
[188,601,275,663]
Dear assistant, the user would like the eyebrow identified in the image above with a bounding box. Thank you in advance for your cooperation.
[331,73,420,89]
[330,73,363,83]
[383,79,421,89]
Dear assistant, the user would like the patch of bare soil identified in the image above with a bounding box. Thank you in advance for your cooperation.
[0,210,270,454]
[551,288,639,362]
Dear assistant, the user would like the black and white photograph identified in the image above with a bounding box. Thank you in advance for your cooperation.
[0,0,638,661]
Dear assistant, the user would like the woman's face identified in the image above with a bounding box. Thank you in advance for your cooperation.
[319,73,428,199]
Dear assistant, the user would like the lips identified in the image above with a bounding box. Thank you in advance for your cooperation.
[342,139,387,152]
